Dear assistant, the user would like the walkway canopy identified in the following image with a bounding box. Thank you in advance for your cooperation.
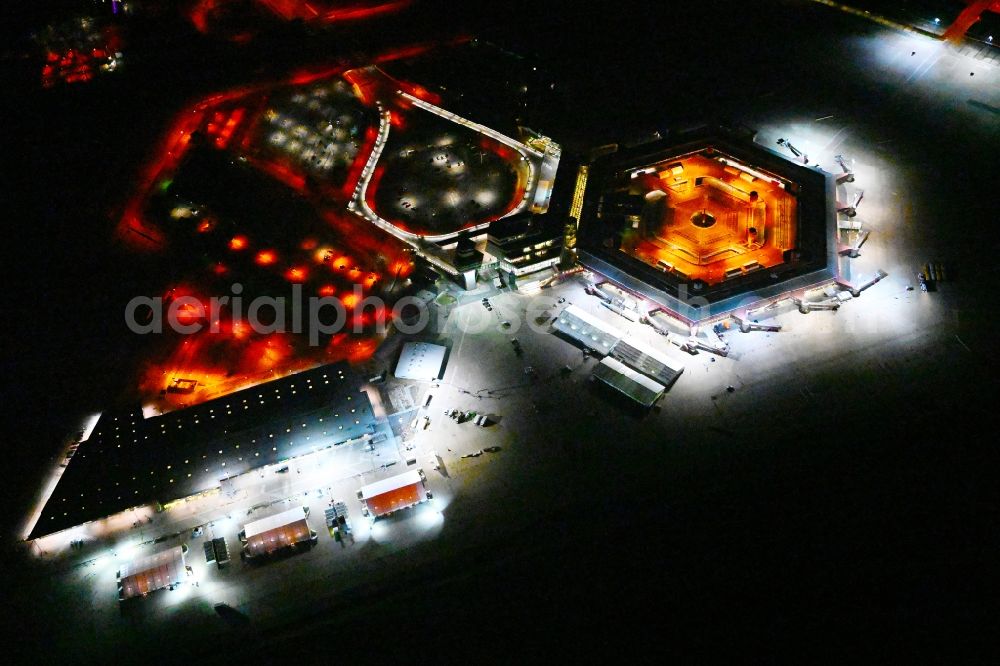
[553,304,623,354]
[610,339,684,389]
[593,357,665,408]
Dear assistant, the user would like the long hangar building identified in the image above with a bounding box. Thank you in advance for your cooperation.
[29,361,378,540]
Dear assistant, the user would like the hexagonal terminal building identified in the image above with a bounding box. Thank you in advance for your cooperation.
[574,125,838,324]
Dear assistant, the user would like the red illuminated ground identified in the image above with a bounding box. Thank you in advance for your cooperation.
[257,0,411,22]
[620,152,798,285]
[117,64,442,412]
[187,0,411,40]
[117,59,525,412]
[36,18,123,88]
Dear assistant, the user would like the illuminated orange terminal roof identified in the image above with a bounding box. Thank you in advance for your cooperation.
[623,152,797,286]
[576,125,838,323]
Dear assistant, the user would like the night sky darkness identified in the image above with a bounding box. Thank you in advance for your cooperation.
[3,0,999,660]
